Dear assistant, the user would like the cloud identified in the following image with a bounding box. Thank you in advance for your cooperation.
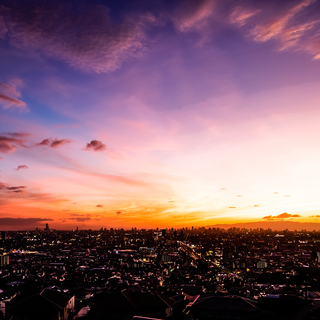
[0,80,27,110]
[16,165,28,170]
[67,213,98,222]
[229,0,320,60]
[0,1,154,73]
[250,0,315,43]
[0,183,27,192]
[263,212,301,220]
[277,212,293,218]
[174,0,215,33]
[229,6,260,27]
[171,0,320,61]
[2,0,319,73]
[69,217,91,222]
[85,140,106,151]
[117,211,121,215]
[0,93,26,109]
[263,215,274,220]
[96,204,103,208]
[0,217,53,227]
[228,206,236,209]
[37,138,72,148]
[0,132,28,153]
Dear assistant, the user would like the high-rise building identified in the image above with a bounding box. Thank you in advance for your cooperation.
[0,252,9,266]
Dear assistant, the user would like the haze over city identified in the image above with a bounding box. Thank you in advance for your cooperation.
[1,0,320,230]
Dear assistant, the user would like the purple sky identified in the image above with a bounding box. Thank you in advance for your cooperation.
[1,0,320,230]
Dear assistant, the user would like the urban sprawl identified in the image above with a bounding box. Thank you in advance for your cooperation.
[1,227,320,319]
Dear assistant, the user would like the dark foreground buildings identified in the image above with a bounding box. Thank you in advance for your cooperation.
[1,227,320,319]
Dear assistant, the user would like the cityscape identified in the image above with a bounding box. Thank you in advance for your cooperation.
[2,0,320,319]
[2,226,320,319]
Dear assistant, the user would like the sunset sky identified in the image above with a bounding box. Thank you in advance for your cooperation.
[1,0,320,230]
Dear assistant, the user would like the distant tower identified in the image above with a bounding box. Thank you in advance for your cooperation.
[1,231,6,241]
[45,223,50,231]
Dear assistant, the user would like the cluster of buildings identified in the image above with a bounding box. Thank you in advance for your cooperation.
[1,227,320,319]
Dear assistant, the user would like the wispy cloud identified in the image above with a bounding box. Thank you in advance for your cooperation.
[16,165,28,170]
[229,0,320,59]
[66,213,100,222]
[0,182,27,192]
[250,0,315,43]
[0,80,27,110]
[174,0,215,33]
[0,2,155,73]
[229,6,260,27]
[0,132,29,153]
[170,0,320,61]
[68,216,92,222]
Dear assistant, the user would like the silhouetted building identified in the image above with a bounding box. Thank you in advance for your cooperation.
[87,289,175,320]
[7,286,74,320]
[0,252,9,266]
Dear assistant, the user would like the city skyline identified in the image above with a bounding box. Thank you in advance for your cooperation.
[1,0,320,230]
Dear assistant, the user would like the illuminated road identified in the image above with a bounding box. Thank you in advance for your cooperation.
[178,241,201,260]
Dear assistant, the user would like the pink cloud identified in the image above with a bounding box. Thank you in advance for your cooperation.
[37,138,72,148]
[0,132,28,153]
[229,0,320,59]
[0,81,27,110]
[85,140,106,151]
[174,0,214,32]
[229,6,260,27]
[251,0,315,42]
[16,165,28,170]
